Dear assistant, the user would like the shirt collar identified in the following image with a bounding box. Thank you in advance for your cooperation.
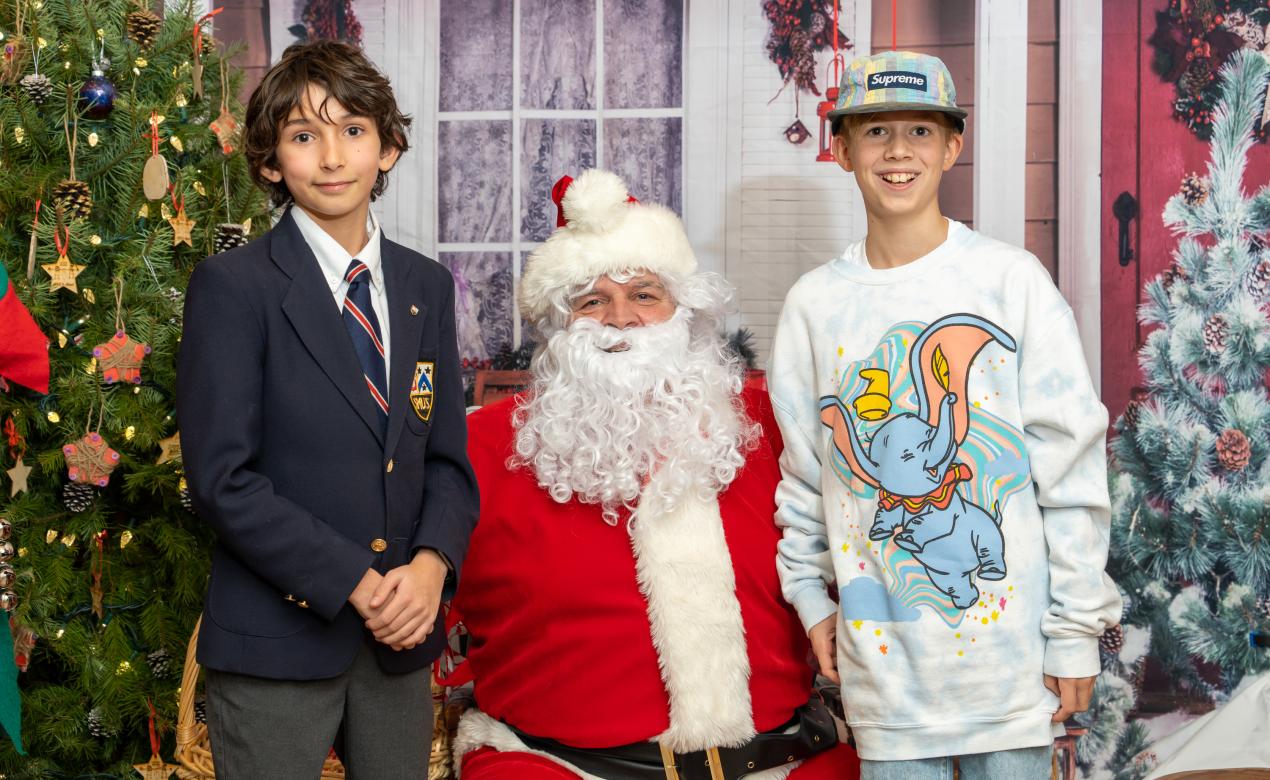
[290,205,383,293]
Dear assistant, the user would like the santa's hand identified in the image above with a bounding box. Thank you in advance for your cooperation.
[365,550,447,651]
[809,615,840,684]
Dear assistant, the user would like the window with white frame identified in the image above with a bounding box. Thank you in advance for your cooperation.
[435,0,685,384]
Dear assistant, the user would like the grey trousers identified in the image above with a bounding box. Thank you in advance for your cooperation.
[205,641,432,780]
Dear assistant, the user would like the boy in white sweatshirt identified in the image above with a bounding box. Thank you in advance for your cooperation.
[769,51,1121,779]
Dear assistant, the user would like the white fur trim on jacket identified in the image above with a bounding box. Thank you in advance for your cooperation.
[453,709,606,780]
[453,709,799,780]
[630,483,756,752]
[518,168,697,326]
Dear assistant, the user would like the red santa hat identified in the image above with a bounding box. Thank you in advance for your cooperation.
[518,169,697,327]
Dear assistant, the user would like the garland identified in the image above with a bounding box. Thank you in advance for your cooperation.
[762,0,850,96]
[1148,0,1270,141]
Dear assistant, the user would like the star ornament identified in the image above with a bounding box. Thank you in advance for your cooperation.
[6,456,32,497]
[42,253,86,293]
[64,432,121,487]
[155,432,181,465]
[168,207,196,247]
[93,330,152,384]
[133,753,178,780]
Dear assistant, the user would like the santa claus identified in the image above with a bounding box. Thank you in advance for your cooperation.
[452,169,859,780]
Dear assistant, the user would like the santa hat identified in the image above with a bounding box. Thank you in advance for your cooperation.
[518,169,697,327]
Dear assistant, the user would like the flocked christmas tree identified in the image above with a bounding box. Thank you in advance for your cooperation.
[0,0,266,775]
[1077,47,1270,780]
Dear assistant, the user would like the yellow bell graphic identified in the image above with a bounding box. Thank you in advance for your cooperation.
[853,368,892,421]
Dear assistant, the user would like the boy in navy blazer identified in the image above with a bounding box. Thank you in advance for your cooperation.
[177,40,478,778]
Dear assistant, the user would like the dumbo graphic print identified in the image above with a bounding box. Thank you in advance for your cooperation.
[821,314,1031,623]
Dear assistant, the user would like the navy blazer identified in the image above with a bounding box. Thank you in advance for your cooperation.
[177,209,479,680]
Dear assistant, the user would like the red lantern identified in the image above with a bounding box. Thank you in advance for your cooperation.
[817,86,839,162]
[817,0,845,163]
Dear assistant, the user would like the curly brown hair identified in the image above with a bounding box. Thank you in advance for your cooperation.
[244,40,412,206]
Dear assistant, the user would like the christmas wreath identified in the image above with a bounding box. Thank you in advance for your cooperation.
[288,0,363,47]
[762,0,850,96]
[1148,0,1270,141]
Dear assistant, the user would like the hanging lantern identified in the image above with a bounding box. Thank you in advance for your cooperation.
[817,86,839,162]
[817,0,845,163]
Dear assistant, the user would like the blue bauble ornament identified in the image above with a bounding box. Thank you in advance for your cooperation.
[79,69,116,119]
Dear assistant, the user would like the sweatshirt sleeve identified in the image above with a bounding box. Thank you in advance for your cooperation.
[1017,286,1123,678]
[769,289,838,633]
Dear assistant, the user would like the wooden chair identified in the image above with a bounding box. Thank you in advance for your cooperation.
[473,370,532,407]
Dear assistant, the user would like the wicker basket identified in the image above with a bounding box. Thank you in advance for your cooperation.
[174,617,346,779]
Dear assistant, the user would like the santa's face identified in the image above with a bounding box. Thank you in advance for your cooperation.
[513,305,753,526]
[568,273,676,331]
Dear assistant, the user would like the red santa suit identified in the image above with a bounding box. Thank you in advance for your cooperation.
[453,385,859,780]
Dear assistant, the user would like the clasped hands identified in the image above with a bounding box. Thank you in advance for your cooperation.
[348,549,448,651]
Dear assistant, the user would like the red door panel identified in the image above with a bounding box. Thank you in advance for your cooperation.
[1101,0,1270,421]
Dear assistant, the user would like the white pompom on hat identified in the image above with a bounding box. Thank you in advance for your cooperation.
[518,169,697,326]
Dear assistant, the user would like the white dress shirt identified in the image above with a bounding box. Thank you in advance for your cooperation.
[291,206,391,373]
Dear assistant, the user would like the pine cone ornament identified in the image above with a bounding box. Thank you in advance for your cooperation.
[1203,313,1229,354]
[1246,259,1270,299]
[1124,399,1143,429]
[1100,624,1125,657]
[1257,595,1270,620]
[1162,263,1188,290]
[1179,61,1211,98]
[126,9,161,49]
[1217,428,1251,472]
[147,648,172,678]
[214,223,249,254]
[788,30,817,93]
[53,179,93,220]
[1181,172,1210,206]
[87,707,113,738]
[194,696,207,724]
[63,482,96,513]
[19,73,53,104]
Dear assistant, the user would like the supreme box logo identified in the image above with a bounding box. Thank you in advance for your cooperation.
[867,71,928,91]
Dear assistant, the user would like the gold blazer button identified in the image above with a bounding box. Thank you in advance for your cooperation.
[371,538,388,553]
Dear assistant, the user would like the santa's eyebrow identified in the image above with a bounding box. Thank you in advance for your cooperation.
[630,280,665,291]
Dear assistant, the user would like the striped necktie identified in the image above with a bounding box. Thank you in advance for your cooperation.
[342,259,388,432]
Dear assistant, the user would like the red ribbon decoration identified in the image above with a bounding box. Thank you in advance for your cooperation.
[168,184,184,215]
[550,174,640,228]
[146,111,162,156]
[4,416,24,461]
[147,699,160,755]
[53,224,70,258]
[192,7,224,55]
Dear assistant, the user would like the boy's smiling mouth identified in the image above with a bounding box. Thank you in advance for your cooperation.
[880,172,918,185]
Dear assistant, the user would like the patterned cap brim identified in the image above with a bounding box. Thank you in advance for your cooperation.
[827,102,969,121]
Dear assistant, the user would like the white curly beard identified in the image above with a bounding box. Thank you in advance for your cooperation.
[511,309,756,526]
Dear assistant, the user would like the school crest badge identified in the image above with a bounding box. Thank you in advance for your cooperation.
[410,361,435,423]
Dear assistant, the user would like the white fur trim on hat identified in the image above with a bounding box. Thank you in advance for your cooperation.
[519,169,697,326]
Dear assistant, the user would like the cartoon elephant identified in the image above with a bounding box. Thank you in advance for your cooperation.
[820,314,1018,610]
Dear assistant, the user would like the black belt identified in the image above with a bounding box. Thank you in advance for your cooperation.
[506,694,838,780]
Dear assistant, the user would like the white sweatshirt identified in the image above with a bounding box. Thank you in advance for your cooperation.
[769,220,1122,761]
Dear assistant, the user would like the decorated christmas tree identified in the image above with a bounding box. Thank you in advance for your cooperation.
[0,0,266,775]
[1078,47,1270,779]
